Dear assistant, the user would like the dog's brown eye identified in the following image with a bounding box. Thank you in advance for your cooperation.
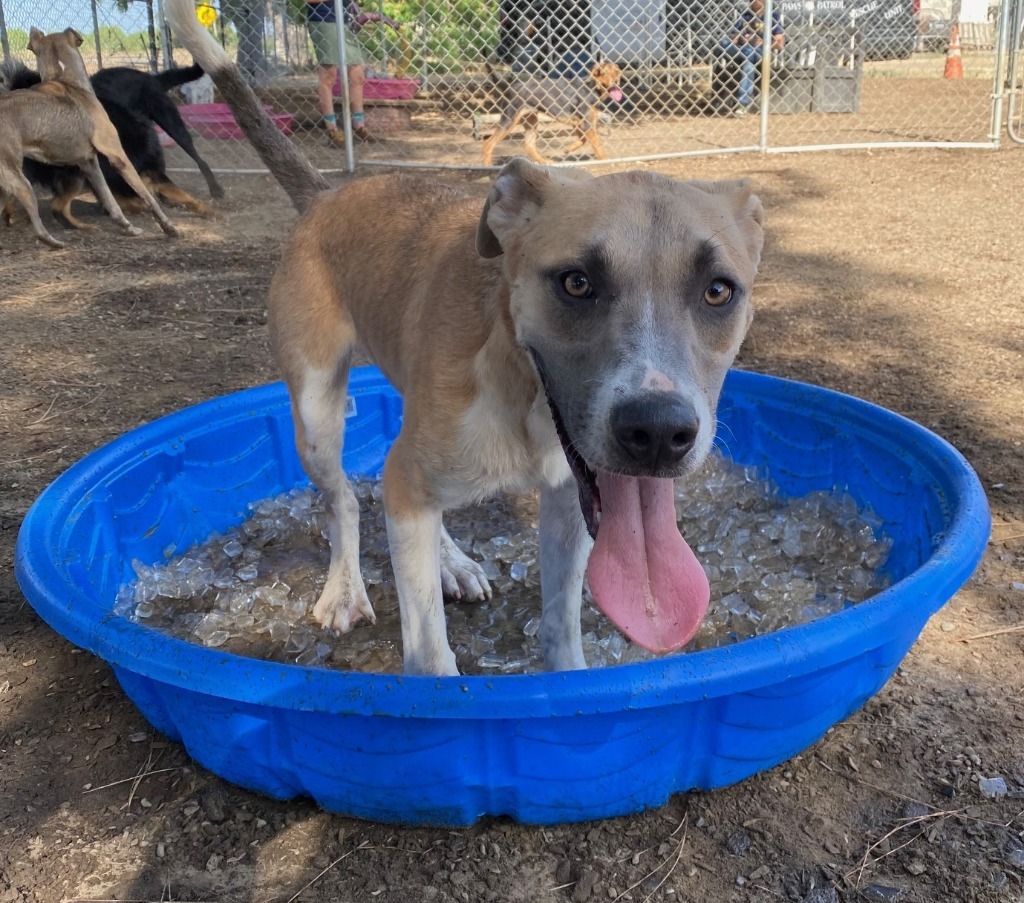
[704,280,733,307]
[562,271,592,299]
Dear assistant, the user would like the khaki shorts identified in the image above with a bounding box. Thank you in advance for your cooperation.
[307,20,364,68]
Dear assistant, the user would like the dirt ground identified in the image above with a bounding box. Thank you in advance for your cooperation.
[1,146,1023,903]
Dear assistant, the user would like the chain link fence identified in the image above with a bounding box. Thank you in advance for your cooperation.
[1,0,1022,177]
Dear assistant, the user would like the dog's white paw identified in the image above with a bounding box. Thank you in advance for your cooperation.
[403,645,460,677]
[311,574,376,633]
[440,536,492,602]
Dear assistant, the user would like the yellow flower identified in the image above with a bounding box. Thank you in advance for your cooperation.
[196,4,217,27]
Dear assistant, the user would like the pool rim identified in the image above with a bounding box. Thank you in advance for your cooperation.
[14,368,991,720]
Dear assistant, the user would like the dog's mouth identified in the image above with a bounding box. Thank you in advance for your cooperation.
[605,86,624,104]
[539,368,602,541]
[530,350,710,655]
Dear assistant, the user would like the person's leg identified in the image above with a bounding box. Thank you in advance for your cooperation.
[348,62,366,121]
[737,45,763,108]
[317,63,339,131]
[342,28,380,141]
[308,20,344,143]
[715,39,744,111]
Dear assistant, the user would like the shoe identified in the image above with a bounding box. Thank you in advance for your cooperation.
[353,125,383,144]
[732,105,749,117]
[325,126,384,148]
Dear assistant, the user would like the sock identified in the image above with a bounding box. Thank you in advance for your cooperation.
[323,113,337,130]
[352,112,365,128]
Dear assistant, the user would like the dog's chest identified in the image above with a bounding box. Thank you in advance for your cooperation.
[445,391,570,504]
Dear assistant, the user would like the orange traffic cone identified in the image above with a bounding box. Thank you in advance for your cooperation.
[944,23,964,79]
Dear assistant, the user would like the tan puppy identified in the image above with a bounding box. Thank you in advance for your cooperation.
[0,28,176,248]
[166,0,765,676]
[482,62,625,166]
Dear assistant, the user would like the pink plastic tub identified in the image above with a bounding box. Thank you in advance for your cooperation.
[179,103,295,140]
[332,76,420,100]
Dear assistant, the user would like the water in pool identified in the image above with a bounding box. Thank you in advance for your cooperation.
[116,451,892,674]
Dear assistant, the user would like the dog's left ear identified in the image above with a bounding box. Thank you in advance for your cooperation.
[476,157,594,259]
[28,27,45,52]
[692,178,765,269]
[64,28,84,47]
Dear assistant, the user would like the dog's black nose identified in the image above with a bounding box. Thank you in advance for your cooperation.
[611,394,699,470]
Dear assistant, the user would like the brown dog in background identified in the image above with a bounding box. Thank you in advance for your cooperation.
[0,28,177,248]
[482,62,625,166]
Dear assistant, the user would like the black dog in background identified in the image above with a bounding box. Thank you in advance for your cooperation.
[1,62,223,229]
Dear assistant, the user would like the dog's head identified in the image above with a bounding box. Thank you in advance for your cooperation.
[477,158,764,651]
[590,62,624,104]
[28,28,90,88]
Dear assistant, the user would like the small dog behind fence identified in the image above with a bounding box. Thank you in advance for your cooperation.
[481,61,625,166]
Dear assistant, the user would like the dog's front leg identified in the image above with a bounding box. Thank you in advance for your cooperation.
[384,444,458,676]
[539,477,592,671]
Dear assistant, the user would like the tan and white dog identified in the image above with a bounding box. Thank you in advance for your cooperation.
[165,0,765,676]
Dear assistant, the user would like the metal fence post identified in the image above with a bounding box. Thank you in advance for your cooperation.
[990,0,1012,143]
[759,0,774,151]
[334,0,356,172]
[90,0,103,68]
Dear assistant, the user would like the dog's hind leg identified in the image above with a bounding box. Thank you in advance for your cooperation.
[148,174,215,217]
[291,352,376,635]
[90,126,178,236]
[481,123,511,167]
[150,103,224,198]
[51,173,98,232]
[482,108,528,167]
[440,526,491,602]
[77,157,144,236]
[114,176,159,215]
[562,113,608,161]
[1,169,65,248]
[582,109,608,160]
[562,127,588,156]
[537,477,591,671]
[383,439,458,675]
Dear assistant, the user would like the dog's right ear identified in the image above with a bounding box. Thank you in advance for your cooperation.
[476,158,593,258]
[64,28,85,47]
[476,158,546,259]
[28,27,44,52]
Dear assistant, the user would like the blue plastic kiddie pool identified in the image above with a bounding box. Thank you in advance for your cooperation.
[15,368,989,825]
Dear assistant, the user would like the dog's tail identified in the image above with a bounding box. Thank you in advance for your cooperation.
[0,59,41,92]
[155,62,206,92]
[164,0,329,213]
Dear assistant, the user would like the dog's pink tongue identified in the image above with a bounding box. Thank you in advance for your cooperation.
[608,87,624,103]
[588,473,709,653]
